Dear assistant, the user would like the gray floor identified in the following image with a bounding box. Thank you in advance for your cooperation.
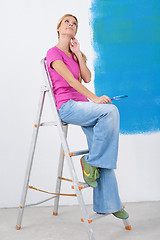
[0,201,160,240]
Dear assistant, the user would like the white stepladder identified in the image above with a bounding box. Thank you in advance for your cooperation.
[16,57,132,239]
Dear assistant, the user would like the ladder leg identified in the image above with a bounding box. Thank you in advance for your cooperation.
[122,218,132,230]
[58,145,95,239]
[69,156,95,240]
[53,125,68,215]
[16,87,47,230]
[51,118,95,239]
[43,65,96,239]
[121,204,132,230]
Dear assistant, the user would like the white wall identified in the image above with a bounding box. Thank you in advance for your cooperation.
[0,0,160,208]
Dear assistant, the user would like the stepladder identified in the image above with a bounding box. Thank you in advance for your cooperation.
[16,57,132,239]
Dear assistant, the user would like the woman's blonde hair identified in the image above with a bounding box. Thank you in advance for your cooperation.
[57,14,87,75]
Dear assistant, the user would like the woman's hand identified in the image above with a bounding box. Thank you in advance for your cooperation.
[70,37,80,54]
[93,95,113,104]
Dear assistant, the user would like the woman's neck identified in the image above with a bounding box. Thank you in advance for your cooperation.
[56,36,72,53]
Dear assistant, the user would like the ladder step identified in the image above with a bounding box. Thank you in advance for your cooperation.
[40,121,57,126]
[81,213,110,224]
[63,149,89,157]
[81,213,132,230]
[59,177,89,190]
[39,121,68,126]
[72,182,90,190]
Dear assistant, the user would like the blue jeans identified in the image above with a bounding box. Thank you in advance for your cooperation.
[58,99,122,213]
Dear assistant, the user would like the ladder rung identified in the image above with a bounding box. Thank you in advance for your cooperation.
[59,177,89,190]
[38,121,68,126]
[81,213,110,224]
[72,182,89,190]
[63,149,89,157]
[40,121,58,126]
[89,213,110,222]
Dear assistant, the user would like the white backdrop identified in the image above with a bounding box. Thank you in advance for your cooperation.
[0,0,160,208]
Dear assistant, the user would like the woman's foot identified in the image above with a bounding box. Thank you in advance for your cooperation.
[112,208,129,219]
[80,155,100,188]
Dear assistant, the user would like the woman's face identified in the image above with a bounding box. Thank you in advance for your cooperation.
[58,16,77,38]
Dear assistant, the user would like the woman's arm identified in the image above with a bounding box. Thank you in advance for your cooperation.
[70,38,91,83]
[76,51,91,83]
[51,60,112,104]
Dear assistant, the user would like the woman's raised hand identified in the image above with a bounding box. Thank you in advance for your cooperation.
[70,37,80,54]
[93,95,113,104]
[69,38,112,104]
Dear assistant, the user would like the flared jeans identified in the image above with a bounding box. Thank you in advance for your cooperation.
[58,99,122,213]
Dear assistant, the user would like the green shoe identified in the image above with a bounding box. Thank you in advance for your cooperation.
[112,208,129,219]
[80,155,100,188]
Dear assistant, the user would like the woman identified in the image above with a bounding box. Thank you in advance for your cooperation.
[46,14,129,218]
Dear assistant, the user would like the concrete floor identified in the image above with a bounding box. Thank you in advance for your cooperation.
[0,201,160,240]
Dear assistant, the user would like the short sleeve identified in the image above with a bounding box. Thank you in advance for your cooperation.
[46,48,63,68]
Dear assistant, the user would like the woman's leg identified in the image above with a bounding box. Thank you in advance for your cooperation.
[80,124,122,213]
[58,99,119,169]
[93,168,122,213]
[58,99,122,214]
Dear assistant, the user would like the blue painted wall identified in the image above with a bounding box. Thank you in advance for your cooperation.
[89,0,160,134]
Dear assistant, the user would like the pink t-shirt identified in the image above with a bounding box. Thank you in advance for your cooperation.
[46,46,89,111]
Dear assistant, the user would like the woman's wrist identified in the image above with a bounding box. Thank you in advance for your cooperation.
[75,51,82,58]
[89,94,99,102]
